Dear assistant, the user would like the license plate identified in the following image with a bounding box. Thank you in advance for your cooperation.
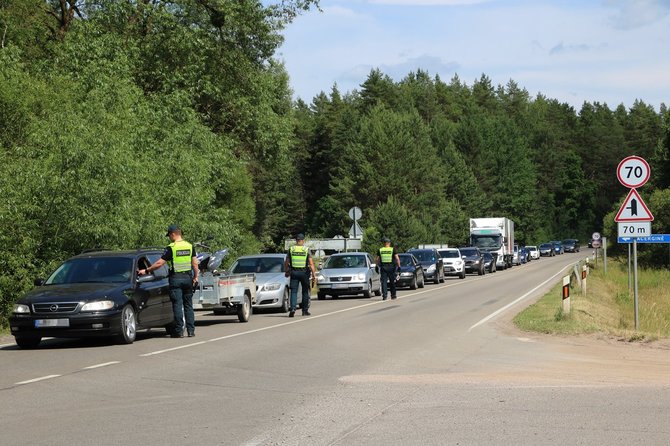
[34,319,69,328]
[332,283,349,289]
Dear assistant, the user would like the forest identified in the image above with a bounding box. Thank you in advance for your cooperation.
[1,0,669,327]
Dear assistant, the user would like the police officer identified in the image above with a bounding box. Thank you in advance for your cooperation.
[284,233,317,317]
[376,237,400,300]
[139,224,199,337]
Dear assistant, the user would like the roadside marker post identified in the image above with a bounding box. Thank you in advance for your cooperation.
[581,264,587,295]
[562,275,571,314]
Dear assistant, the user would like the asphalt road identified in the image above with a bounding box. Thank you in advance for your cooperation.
[2,252,669,445]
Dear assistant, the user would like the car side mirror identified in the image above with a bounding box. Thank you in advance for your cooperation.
[370,263,377,269]
[137,274,155,283]
[34,278,45,286]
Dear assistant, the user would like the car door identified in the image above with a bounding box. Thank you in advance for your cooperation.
[134,254,170,327]
[368,254,381,289]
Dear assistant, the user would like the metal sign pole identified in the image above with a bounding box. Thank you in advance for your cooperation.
[628,244,631,294]
[633,238,639,330]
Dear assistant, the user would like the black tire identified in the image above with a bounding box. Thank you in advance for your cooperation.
[433,272,440,284]
[374,284,382,296]
[459,270,466,279]
[15,335,41,349]
[363,281,372,298]
[439,271,445,283]
[317,292,326,300]
[418,273,425,288]
[410,274,417,290]
[237,293,252,322]
[280,287,290,313]
[118,304,137,344]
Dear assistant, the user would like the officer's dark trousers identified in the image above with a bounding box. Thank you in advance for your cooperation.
[169,273,195,335]
[380,265,397,299]
[289,270,311,311]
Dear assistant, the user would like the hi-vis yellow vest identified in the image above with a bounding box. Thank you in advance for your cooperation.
[169,240,193,273]
[379,247,394,264]
[289,245,308,269]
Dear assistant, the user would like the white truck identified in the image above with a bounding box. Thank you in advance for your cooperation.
[469,218,515,270]
[192,248,257,322]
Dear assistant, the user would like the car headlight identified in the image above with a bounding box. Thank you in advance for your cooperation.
[263,283,281,291]
[81,300,115,312]
[454,260,463,267]
[317,274,326,282]
[357,273,366,281]
[473,260,481,265]
[400,272,412,277]
[426,265,435,273]
[13,304,30,314]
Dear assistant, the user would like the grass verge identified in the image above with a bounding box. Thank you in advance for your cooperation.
[514,258,670,342]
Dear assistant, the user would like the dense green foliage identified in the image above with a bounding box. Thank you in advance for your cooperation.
[1,1,669,328]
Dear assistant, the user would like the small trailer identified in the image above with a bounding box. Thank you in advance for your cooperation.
[192,248,256,322]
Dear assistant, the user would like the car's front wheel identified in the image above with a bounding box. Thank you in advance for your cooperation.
[363,281,372,298]
[410,274,417,290]
[15,335,42,349]
[280,287,290,313]
[118,304,137,344]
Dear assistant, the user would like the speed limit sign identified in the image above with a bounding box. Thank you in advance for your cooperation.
[617,156,650,188]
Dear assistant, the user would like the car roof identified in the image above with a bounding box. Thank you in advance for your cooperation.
[330,252,368,256]
[236,253,286,259]
[437,248,459,252]
[71,248,163,260]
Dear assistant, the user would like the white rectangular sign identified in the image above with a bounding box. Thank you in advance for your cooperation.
[617,222,652,238]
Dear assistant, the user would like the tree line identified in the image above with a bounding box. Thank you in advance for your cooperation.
[1,0,669,327]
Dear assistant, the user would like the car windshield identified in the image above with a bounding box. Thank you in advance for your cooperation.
[231,257,285,273]
[540,244,551,249]
[482,253,492,260]
[409,250,435,262]
[46,257,133,284]
[563,239,576,244]
[398,255,414,267]
[527,246,537,251]
[324,255,367,269]
[459,248,476,256]
[438,250,460,258]
[471,234,502,249]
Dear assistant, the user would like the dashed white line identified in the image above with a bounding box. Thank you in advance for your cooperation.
[15,375,61,386]
[83,361,121,370]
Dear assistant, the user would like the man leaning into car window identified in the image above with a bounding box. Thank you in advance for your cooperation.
[138,224,199,338]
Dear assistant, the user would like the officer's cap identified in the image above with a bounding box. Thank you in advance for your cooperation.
[382,237,391,243]
[166,224,181,236]
[296,233,305,240]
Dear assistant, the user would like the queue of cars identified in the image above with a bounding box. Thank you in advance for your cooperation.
[9,237,582,349]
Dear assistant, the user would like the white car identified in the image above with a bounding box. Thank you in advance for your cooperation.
[526,245,540,260]
[317,252,381,300]
[437,248,466,279]
[228,254,290,312]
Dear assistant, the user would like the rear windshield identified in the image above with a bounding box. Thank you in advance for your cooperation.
[231,257,285,273]
[46,257,133,284]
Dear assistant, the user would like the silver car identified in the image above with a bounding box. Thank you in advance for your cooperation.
[316,252,382,300]
[228,254,290,312]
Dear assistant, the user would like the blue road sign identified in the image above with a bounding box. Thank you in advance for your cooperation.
[618,234,670,244]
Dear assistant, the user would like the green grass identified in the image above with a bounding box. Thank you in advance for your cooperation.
[514,259,670,342]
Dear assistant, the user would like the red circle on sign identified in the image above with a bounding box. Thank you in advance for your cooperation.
[617,156,650,188]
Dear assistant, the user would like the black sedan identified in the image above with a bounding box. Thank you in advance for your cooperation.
[9,249,176,348]
[459,247,486,275]
[563,239,580,253]
[396,253,426,290]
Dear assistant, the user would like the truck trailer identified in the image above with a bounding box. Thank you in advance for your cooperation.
[469,218,515,269]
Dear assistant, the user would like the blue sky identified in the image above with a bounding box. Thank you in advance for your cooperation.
[276,0,670,110]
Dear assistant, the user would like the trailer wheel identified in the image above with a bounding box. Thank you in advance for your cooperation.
[237,293,252,322]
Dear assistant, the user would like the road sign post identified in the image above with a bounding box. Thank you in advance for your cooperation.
[615,155,652,331]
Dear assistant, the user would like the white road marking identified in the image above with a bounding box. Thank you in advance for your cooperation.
[468,265,571,331]
[140,280,475,357]
[15,375,61,386]
[0,343,15,348]
[83,361,121,370]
